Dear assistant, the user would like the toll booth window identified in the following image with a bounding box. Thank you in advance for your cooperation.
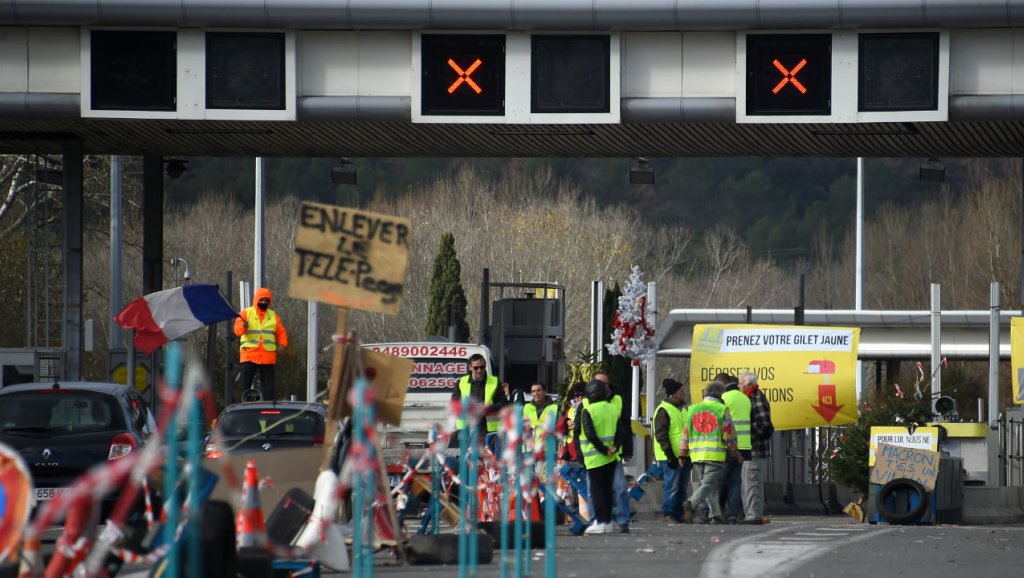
[206,32,286,110]
[421,34,505,116]
[859,33,939,112]
[91,31,176,111]
[746,34,831,116]
[531,35,610,114]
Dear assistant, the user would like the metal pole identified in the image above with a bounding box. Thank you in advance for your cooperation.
[481,268,490,348]
[224,270,234,406]
[930,283,942,400]
[254,157,265,288]
[308,301,318,402]
[989,282,1002,486]
[646,281,656,423]
[110,155,123,348]
[856,158,865,403]
[595,281,605,363]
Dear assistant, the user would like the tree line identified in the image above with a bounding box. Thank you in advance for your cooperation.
[0,155,1020,414]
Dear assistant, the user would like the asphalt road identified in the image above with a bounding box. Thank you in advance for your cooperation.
[357,516,1024,578]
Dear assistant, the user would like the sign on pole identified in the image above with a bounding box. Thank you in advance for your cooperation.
[289,202,411,315]
[689,324,860,430]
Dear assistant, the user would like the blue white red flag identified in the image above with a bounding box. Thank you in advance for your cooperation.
[114,284,238,353]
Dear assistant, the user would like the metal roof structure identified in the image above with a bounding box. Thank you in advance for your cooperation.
[657,309,1024,360]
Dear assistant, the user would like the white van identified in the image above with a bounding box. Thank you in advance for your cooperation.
[361,341,493,448]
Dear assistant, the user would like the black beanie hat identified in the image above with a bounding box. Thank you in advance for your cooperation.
[663,378,683,396]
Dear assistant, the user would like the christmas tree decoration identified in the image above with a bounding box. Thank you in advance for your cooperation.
[606,265,657,361]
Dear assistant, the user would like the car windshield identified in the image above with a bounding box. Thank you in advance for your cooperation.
[0,390,124,435]
[217,408,323,438]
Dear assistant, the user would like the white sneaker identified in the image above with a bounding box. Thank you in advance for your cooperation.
[584,521,609,535]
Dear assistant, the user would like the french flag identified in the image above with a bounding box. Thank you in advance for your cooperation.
[114,284,239,354]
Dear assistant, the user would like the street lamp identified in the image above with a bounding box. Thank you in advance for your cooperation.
[170,256,191,285]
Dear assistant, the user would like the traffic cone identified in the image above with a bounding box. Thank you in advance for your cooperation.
[236,460,268,549]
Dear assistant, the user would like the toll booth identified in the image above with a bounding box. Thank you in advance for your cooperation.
[0,347,65,387]
[480,271,565,392]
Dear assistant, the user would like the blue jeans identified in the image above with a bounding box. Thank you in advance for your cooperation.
[659,458,692,520]
[612,460,633,526]
[720,455,744,521]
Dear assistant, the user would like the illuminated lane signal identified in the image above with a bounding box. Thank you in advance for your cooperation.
[447,58,483,94]
[746,34,831,116]
[421,34,504,116]
[772,58,807,94]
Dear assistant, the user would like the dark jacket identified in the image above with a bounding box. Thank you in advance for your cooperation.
[747,385,773,458]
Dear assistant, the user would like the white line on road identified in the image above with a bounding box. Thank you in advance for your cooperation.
[701,524,894,578]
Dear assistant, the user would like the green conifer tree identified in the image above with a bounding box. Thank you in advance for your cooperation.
[425,232,471,342]
[602,282,633,412]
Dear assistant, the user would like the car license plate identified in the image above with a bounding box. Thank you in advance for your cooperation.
[35,487,71,502]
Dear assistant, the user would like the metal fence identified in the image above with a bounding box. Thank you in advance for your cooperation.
[1003,409,1024,487]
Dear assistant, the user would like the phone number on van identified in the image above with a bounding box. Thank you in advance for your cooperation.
[372,345,468,357]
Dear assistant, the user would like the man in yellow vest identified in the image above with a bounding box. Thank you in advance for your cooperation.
[233,287,288,401]
[523,381,559,451]
[450,353,507,448]
[653,378,690,522]
[720,374,752,523]
[680,381,735,524]
[578,379,619,534]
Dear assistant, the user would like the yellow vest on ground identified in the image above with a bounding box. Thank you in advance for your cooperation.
[652,401,684,462]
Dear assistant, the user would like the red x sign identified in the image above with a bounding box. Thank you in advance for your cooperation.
[772,58,807,94]
[447,58,483,94]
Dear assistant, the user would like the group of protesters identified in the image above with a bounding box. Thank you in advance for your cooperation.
[450,353,774,532]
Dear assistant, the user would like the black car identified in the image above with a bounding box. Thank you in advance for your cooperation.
[0,381,156,506]
[205,400,327,458]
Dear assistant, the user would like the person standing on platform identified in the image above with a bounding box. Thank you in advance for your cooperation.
[234,287,288,401]
[653,378,690,522]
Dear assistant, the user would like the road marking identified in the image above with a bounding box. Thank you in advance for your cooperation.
[701,524,894,578]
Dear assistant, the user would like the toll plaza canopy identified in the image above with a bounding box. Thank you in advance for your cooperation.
[1,0,1024,157]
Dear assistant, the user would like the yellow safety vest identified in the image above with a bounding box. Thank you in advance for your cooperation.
[455,374,500,432]
[523,401,558,448]
[566,404,578,444]
[240,309,278,351]
[722,389,752,451]
[686,399,727,463]
[652,401,684,462]
[579,401,618,470]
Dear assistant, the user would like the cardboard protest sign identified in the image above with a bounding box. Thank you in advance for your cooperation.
[289,202,411,315]
[868,426,939,466]
[869,442,940,492]
[342,348,413,426]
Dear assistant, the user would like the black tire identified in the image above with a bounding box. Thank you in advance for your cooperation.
[198,500,236,578]
[877,478,929,525]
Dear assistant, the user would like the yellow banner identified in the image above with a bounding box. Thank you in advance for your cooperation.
[689,324,861,430]
[1012,318,1024,404]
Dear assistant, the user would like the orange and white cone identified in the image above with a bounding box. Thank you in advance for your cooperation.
[235,460,267,549]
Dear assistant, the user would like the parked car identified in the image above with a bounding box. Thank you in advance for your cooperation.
[0,381,156,507]
[205,400,327,458]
